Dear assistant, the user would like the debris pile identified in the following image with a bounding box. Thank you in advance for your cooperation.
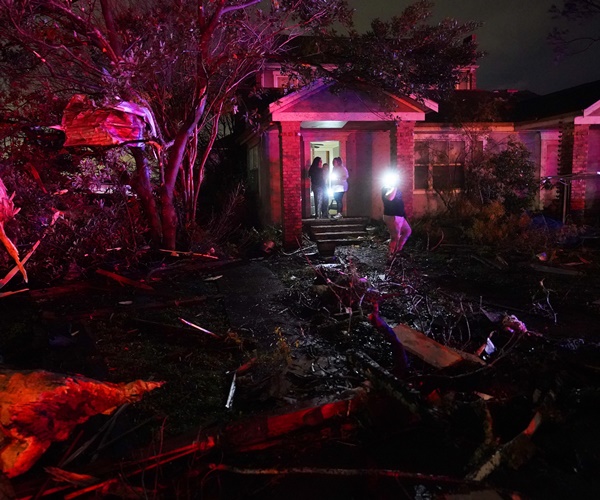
[1,243,599,498]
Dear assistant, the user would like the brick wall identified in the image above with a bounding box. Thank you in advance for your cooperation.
[279,121,302,249]
[395,122,415,217]
[571,124,590,213]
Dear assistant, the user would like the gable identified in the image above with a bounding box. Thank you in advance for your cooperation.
[575,98,600,125]
[269,82,436,122]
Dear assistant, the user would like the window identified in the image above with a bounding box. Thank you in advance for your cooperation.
[414,140,466,191]
[272,71,298,91]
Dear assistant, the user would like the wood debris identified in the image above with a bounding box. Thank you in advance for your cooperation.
[96,268,154,290]
[392,323,486,369]
[0,177,27,283]
[0,369,163,477]
[159,248,218,259]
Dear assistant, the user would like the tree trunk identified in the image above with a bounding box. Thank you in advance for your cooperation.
[160,183,178,250]
[160,94,208,250]
[130,147,162,246]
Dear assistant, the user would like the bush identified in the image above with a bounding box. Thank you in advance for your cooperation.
[464,138,537,214]
[0,159,149,285]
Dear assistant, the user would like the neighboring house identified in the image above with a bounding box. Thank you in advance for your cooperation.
[242,66,600,248]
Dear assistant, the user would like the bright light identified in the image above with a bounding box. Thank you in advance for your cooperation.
[329,173,338,182]
[327,188,334,198]
[382,170,400,189]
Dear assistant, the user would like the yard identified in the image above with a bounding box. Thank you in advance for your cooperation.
[1,227,600,498]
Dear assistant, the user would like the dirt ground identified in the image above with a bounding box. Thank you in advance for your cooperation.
[1,233,600,498]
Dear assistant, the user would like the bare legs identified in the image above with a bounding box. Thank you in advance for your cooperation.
[383,215,411,258]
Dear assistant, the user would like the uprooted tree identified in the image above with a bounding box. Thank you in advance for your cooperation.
[0,0,479,250]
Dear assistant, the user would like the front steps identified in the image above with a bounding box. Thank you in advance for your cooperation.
[303,217,370,250]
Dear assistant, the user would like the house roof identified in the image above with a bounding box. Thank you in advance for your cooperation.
[514,79,600,123]
[424,89,537,123]
[269,81,436,123]
[423,80,600,127]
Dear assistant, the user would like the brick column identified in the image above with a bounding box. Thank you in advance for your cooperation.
[393,121,415,217]
[570,124,590,214]
[279,121,303,249]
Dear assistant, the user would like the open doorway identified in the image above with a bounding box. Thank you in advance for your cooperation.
[308,140,340,217]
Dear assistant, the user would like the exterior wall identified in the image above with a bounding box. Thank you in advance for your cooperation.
[412,127,499,216]
[571,124,590,214]
[253,99,600,233]
[410,125,561,216]
[394,122,415,217]
[279,121,303,248]
[370,130,394,219]
[539,131,560,210]
[351,131,376,218]
[260,128,283,226]
[586,126,600,218]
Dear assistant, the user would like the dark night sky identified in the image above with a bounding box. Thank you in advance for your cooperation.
[347,0,600,95]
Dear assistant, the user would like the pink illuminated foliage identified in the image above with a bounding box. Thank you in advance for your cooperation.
[0,0,354,249]
[0,0,479,251]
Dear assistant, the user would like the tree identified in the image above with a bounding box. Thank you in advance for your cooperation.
[465,138,537,214]
[549,0,600,57]
[0,0,479,250]
[279,1,480,102]
[0,0,355,249]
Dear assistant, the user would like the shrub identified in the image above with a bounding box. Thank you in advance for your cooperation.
[465,138,537,214]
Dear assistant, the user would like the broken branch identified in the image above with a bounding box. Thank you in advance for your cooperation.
[95,268,154,290]
[178,317,220,338]
[0,240,40,289]
[159,248,218,259]
[208,464,472,486]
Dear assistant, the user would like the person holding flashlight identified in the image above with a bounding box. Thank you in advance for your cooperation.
[382,171,411,262]
[330,157,349,218]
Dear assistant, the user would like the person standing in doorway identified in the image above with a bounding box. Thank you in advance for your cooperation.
[382,177,411,262]
[330,157,349,219]
[308,156,328,219]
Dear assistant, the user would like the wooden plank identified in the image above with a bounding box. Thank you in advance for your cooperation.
[392,324,485,369]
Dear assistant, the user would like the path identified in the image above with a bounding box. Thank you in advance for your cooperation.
[217,261,303,346]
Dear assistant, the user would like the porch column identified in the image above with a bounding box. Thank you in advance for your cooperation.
[393,122,415,217]
[279,121,303,249]
[571,124,590,216]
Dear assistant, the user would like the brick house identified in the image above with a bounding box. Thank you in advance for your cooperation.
[242,67,600,248]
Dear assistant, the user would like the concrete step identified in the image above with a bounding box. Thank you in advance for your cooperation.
[303,216,370,251]
[311,224,366,234]
[303,216,369,226]
[313,230,368,240]
[317,237,367,248]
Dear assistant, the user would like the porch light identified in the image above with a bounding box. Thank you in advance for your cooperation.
[382,170,400,189]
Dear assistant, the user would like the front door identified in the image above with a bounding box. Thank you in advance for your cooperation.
[305,140,340,218]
